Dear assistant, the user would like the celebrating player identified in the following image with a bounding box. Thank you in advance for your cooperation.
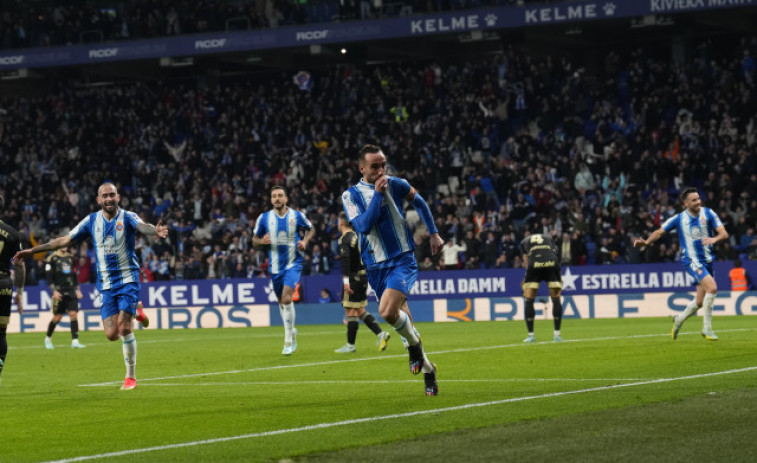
[14,182,165,390]
[43,247,85,349]
[634,187,728,340]
[334,212,391,354]
[342,144,443,396]
[253,186,314,355]
[520,232,564,343]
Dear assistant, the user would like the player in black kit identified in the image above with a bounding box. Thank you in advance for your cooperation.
[520,233,564,343]
[0,195,25,384]
[44,247,85,349]
[334,212,391,353]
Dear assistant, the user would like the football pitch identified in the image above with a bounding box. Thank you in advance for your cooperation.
[3,315,757,462]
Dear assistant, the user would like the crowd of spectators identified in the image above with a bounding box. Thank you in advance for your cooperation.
[0,0,553,51]
[2,32,757,286]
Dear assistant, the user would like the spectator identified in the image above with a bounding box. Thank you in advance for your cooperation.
[440,238,467,270]
[318,289,332,303]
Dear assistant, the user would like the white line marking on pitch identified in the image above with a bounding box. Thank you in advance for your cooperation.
[77,327,757,387]
[12,330,344,350]
[47,365,757,463]
[135,378,652,386]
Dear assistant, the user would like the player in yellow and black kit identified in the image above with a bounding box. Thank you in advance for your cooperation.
[0,195,25,384]
[520,233,564,343]
[334,212,391,353]
[44,248,85,349]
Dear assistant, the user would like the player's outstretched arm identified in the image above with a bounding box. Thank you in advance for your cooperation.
[633,228,665,249]
[13,235,72,263]
[137,219,169,238]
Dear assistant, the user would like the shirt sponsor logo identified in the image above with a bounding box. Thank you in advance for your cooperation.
[534,261,555,268]
[103,236,117,254]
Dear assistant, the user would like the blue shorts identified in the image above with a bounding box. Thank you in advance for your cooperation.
[685,261,714,285]
[272,265,302,300]
[100,283,140,320]
[367,253,418,301]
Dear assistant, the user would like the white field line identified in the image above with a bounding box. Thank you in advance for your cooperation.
[134,378,653,387]
[11,330,344,350]
[77,327,757,387]
[47,365,757,463]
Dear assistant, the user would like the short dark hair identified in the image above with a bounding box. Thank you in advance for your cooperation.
[679,187,698,203]
[358,144,381,163]
[271,185,287,195]
[338,211,351,227]
[0,195,4,213]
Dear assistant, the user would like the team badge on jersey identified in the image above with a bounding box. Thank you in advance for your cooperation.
[116,221,124,231]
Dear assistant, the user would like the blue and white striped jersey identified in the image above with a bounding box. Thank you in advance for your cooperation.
[342,177,415,269]
[253,208,313,274]
[662,207,724,266]
[69,209,142,291]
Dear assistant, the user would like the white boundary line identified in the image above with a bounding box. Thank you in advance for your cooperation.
[133,378,653,386]
[12,330,345,350]
[47,365,757,463]
[77,327,757,387]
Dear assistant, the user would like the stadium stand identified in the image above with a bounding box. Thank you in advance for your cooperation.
[1,4,756,284]
[0,0,555,50]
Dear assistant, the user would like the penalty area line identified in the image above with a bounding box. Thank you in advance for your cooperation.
[49,365,757,463]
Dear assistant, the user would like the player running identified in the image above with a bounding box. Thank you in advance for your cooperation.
[634,187,728,340]
[15,182,165,390]
[252,186,314,355]
[342,144,443,396]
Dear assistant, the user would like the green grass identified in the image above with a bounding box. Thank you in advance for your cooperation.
[2,316,757,462]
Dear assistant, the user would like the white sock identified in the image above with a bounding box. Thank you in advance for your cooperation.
[280,303,296,344]
[702,293,715,332]
[391,311,420,346]
[679,300,700,324]
[121,333,137,379]
[421,355,434,373]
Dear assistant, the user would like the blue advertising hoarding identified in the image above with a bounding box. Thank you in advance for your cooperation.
[13,260,757,312]
[1,0,755,70]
